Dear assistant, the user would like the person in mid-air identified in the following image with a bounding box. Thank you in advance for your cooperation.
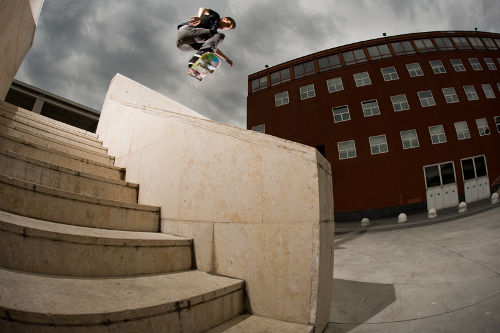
[177,7,235,68]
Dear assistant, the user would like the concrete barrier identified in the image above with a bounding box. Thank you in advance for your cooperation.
[96,74,335,331]
[0,0,44,100]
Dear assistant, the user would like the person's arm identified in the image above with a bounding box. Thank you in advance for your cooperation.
[189,8,210,26]
[216,49,233,67]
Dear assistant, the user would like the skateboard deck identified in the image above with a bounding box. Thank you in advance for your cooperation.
[188,53,221,81]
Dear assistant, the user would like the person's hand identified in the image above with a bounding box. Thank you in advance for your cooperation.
[188,17,201,26]
[226,59,233,68]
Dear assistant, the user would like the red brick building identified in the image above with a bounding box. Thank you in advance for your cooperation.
[247,31,500,221]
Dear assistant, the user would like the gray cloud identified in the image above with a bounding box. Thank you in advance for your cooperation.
[15,0,500,128]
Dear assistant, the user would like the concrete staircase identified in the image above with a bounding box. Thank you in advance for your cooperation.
[0,101,252,332]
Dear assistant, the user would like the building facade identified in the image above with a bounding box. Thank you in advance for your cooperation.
[247,31,500,221]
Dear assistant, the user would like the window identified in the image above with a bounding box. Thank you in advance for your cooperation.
[391,41,415,55]
[425,162,456,188]
[495,116,500,133]
[429,60,446,74]
[429,125,447,144]
[464,85,479,101]
[367,44,392,60]
[452,37,472,49]
[482,84,496,99]
[400,129,419,149]
[327,77,344,93]
[454,121,471,140]
[337,140,357,160]
[391,94,410,111]
[484,58,497,70]
[275,91,289,106]
[369,135,388,155]
[361,100,381,117]
[381,66,399,81]
[442,87,459,103]
[434,37,455,50]
[270,68,291,86]
[476,118,490,136]
[318,54,341,72]
[251,76,267,92]
[407,63,424,77]
[496,39,500,48]
[300,84,315,100]
[469,58,483,71]
[414,39,436,53]
[252,124,265,133]
[418,90,436,107]
[497,83,500,92]
[468,37,485,49]
[450,59,466,72]
[482,38,498,50]
[294,61,315,79]
[354,72,371,87]
[332,105,350,123]
[343,48,367,65]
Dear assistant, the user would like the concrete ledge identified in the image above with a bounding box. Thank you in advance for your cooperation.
[206,315,314,333]
[0,210,191,276]
[0,148,138,202]
[0,132,125,180]
[0,120,113,165]
[0,174,160,231]
[0,268,243,330]
[0,100,99,139]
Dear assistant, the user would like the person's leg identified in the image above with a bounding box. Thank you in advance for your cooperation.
[177,26,225,53]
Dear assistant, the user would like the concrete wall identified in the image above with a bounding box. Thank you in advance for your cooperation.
[97,74,335,331]
[0,0,44,100]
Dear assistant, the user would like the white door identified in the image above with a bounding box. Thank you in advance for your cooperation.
[424,162,459,210]
[461,156,490,203]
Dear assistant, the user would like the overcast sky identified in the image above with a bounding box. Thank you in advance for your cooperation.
[15,0,500,128]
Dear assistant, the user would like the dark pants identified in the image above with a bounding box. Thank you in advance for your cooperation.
[176,26,225,52]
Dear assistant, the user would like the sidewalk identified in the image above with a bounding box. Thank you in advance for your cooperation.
[335,198,498,234]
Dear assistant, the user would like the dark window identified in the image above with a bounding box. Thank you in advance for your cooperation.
[270,68,291,86]
[461,159,475,180]
[343,49,367,65]
[391,41,415,55]
[474,156,487,177]
[294,61,316,79]
[318,54,342,72]
[440,163,456,185]
[425,165,441,188]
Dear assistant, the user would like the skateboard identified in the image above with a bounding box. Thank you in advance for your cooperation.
[188,53,221,81]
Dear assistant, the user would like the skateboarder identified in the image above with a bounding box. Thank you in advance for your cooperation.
[177,8,235,68]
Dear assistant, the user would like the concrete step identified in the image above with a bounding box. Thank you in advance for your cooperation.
[0,121,114,165]
[0,148,138,202]
[206,315,314,333]
[0,110,105,153]
[0,268,244,332]
[0,132,125,180]
[0,210,192,276]
[0,100,99,139]
[0,174,160,232]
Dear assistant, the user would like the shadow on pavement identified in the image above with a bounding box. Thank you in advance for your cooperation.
[326,278,396,333]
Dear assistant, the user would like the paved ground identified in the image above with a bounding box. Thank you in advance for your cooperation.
[326,204,500,333]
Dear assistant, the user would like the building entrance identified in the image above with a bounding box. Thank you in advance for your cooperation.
[461,155,490,203]
[424,161,459,210]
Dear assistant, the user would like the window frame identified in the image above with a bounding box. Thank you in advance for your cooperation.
[476,118,490,136]
[481,84,496,99]
[343,48,368,65]
[391,41,416,55]
[391,94,410,112]
[317,54,342,72]
[400,129,420,149]
[274,91,289,107]
[367,44,392,60]
[332,105,351,123]
[429,60,447,74]
[369,135,389,155]
[442,87,459,103]
[299,84,316,100]
[337,140,357,160]
[293,61,316,79]
[406,63,424,77]
[270,68,291,87]
[429,125,447,144]
[251,76,268,93]
[354,71,372,87]
[454,121,471,140]
[326,77,344,93]
[469,58,483,71]
[361,99,381,117]
[414,39,437,53]
[464,85,479,101]
[418,90,436,107]
[381,66,399,81]
[450,59,466,72]
[484,58,497,70]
